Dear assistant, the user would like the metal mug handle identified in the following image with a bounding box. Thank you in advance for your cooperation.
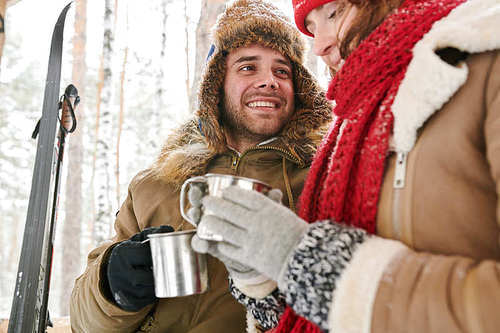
[180,175,224,242]
[179,175,207,227]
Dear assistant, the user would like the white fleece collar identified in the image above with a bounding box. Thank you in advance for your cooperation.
[391,0,500,153]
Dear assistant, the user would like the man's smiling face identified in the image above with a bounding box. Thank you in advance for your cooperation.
[222,44,295,150]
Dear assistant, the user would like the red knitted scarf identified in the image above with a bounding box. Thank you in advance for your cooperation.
[274,0,465,332]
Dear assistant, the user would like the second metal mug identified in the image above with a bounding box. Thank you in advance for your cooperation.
[179,173,272,241]
[147,230,208,298]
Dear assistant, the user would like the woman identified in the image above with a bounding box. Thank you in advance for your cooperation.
[192,0,500,332]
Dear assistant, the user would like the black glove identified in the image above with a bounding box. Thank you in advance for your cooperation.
[106,225,174,311]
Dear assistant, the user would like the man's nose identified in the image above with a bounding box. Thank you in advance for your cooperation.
[255,72,279,90]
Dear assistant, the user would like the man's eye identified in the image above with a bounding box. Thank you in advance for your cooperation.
[328,10,337,19]
[240,65,254,71]
[276,69,290,76]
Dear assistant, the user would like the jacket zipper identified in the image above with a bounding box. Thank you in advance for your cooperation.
[392,151,408,239]
[230,145,303,172]
[231,154,239,170]
[393,152,408,189]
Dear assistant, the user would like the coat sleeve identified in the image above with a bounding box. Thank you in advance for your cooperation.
[281,223,499,333]
[229,277,285,331]
[70,174,154,333]
[280,52,500,333]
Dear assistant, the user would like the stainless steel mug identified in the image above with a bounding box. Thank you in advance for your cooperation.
[179,173,272,241]
[147,230,208,298]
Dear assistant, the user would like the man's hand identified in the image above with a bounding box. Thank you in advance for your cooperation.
[106,225,174,311]
[192,186,308,285]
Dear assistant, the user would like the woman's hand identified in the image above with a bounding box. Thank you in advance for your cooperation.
[191,186,308,285]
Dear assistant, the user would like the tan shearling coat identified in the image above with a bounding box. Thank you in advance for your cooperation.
[324,2,500,332]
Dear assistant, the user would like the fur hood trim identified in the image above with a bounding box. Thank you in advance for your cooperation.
[391,0,500,152]
[151,119,215,188]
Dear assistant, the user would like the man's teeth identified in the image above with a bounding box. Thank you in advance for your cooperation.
[248,101,276,108]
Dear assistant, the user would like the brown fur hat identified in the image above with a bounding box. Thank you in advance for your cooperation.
[197,0,331,155]
[152,0,331,187]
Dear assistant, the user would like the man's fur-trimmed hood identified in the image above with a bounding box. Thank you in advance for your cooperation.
[152,0,331,187]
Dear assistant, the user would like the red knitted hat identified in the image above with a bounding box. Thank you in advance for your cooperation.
[292,0,334,36]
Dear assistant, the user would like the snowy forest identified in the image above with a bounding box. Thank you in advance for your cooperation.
[0,0,328,325]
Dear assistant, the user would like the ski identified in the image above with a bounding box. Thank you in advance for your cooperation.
[8,3,77,333]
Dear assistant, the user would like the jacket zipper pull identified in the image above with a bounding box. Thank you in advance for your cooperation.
[393,151,408,189]
[231,154,239,170]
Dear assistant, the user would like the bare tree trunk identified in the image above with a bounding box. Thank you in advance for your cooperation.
[0,0,6,72]
[184,0,190,106]
[151,0,170,147]
[59,0,87,316]
[88,54,103,251]
[94,0,115,244]
[189,0,225,113]
[116,40,128,208]
[157,0,168,111]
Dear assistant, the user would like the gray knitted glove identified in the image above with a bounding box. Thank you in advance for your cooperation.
[188,185,283,227]
[193,186,308,285]
[192,236,264,282]
[190,185,284,283]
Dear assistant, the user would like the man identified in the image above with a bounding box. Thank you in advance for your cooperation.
[69,0,331,332]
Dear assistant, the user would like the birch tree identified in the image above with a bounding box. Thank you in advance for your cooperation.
[59,0,87,316]
[0,0,6,70]
[94,0,115,243]
[150,0,170,149]
[0,0,18,69]
[116,5,128,208]
[189,0,226,113]
[184,0,190,107]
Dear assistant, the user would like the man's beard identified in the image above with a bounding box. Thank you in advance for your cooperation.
[221,96,277,144]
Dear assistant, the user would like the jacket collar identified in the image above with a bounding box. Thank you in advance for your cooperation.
[390,0,500,152]
[151,117,321,188]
